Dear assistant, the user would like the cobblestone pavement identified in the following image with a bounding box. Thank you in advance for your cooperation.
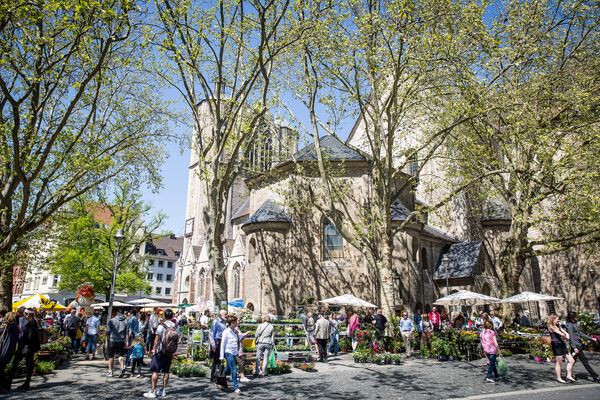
[2,352,600,400]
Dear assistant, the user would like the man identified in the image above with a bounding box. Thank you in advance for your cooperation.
[209,309,228,383]
[428,307,441,332]
[199,310,210,327]
[267,308,277,322]
[254,315,275,376]
[490,310,503,330]
[86,310,101,360]
[372,309,389,339]
[147,307,160,351]
[144,308,178,398]
[106,308,129,378]
[521,310,531,327]
[399,312,415,356]
[64,309,81,353]
[314,313,330,362]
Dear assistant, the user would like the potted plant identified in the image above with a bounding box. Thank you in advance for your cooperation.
[339,337,351,353]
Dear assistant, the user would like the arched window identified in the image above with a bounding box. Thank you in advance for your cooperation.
[232,263,241,298]
[323,218,343,260]
[198,269,205,298]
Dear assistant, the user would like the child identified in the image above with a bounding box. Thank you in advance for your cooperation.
[130,336,145,378]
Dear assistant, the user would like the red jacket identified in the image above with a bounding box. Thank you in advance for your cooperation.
[429,311,441,328]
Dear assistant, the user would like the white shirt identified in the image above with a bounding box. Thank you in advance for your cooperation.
[155,320,176,352]
[200,315,209,326]
[491,316,503,329]
[219,327,239,359]
[86,315,100,335]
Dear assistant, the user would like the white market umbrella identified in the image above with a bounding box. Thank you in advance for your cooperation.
[497,291,563,303]
[93,301,132,308]
[187,305,202,312]
[434,290,500,306]
[143,302,178,308]
[319,294,378,308]
[128,298,156,305]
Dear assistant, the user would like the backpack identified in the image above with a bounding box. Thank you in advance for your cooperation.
[160,323,179,355]
[132,344,144,359]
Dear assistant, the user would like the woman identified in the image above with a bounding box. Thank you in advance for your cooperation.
[566,311,600,382]
[480,320,501,382]
[220,316,242,394]
[420,314,433,349]
[234,322,251,382]
[453,312,466,329]
[548,314,575,383]
[139,312,148,341]
[328,312,339,356]
[254,315,274,376]
[8,309,40,390]
[348,311,360,353]
[0,312,20,393]
[306,312,315,351]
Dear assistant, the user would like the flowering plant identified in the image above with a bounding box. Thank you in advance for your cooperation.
[293,362,316,371]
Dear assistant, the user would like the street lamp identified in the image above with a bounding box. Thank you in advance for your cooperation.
[441,253,451,296]
[106,229,125,327]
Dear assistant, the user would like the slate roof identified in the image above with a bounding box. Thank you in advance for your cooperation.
[294,135,366,162]
[144,235,183,259]
[421,225,458,242]
[433,241,483,280]
[244,199,292,225]
[231,198,250,221]
[390,199,411,221]
[482,200,512,221]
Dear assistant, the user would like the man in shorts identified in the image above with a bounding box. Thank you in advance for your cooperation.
[106,308,129,378]
[144,308,178,398]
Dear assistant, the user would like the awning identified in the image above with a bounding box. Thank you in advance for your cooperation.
[12,293,67,311]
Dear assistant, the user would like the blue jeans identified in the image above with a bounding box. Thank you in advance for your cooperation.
[224,353,239,390]
[328,332,339,355]
[86,334,98,354]
[486,353,499,379]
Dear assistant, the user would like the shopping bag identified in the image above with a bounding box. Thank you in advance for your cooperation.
[268,349,277,368]
[497,356,510,376]
[216,362,228,389]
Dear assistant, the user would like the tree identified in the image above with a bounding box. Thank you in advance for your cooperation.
[447,0,600,300]
[0,0,172,308]
[152,0,298,307]
[279,0,487,315]
[48,183,165,300]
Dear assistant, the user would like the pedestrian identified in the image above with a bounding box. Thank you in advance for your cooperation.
[85,309,101,360]
[200,310,210,328]
[306,312,315,351]
[453,311,466,329]
[267,308,277,322]
[139,312,149,346]
[106,308,129,378]
[480,320,501,383]
[130,336,145,378]
[254,315,275,376]
[414,308,422,345]
[209,310,228,383]
[8,309,40,390]
[328,312,340,356]
[144,308,179,398]
[521,310,532,327]
[348,311,360,353]
[428,307,441,332]
[363,309,374,324]
[147,307,159,351]
[218,315,242,394]
[233,322,251,382]
[0,312,20,394]
[565,311,600,382]
[372,309,388,339]
[489,310,503,330]
[399,312,415,356]
[548,314,575,383]
[126,309,140,367]
[420,313,433,349]
[314,313,330,362]
[63,308,81,353]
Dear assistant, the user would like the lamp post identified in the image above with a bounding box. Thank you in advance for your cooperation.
[106,229,125,327]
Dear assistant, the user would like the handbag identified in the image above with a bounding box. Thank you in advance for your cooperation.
[216,362,228,388]
[75,328,83,339]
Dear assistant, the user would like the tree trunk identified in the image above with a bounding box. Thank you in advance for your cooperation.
[0,265,13,310]
[378,238,396,317]
[209,239,228,310]
[497,220,528,320]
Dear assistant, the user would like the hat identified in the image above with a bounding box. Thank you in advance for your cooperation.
[24,309,35,315]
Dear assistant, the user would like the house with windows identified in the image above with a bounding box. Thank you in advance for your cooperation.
[143,235,183,301]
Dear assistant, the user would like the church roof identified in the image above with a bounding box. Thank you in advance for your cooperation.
[294,135,366,162]
[421,225,458,242]
[482,199,512,221]
[231,198,250,221]
[245,199,291,224]
[433,241,483,280]
[390,199,411,221]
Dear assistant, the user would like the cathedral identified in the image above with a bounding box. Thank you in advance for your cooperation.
[173,106,599,319]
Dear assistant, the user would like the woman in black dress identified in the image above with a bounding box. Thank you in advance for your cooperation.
[0,312,20,393]
[548,314,575,383]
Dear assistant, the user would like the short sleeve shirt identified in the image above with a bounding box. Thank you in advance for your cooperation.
[480,329,498,354]
[155,320,176,353]
[86,315,100,335]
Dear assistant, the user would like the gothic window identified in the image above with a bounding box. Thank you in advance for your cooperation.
[408,152,419,177]
[323,218,343,260]
[233,263,241,298]
[198,269,206,298]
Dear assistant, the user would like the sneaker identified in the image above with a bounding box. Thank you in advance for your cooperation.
[143,392,157,398]
[157,389,166,397]
[118,368,125,378]
[485,378,495,383]
[239,377,250,382]
[234,389,242,395]
[106,371,114,377]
